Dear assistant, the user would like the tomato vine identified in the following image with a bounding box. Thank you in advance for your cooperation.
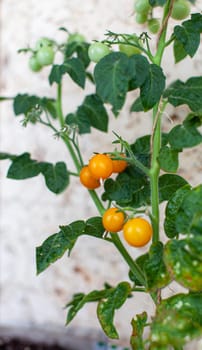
[1,0,202,349]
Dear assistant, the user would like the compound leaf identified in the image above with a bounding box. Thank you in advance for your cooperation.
[97,282,131,339]
[150,292,202,348]
[164,236,202,291]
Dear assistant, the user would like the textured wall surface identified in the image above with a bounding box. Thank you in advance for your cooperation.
[0,0,202,348]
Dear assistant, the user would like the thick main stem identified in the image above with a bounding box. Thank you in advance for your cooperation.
[150,0,173,243]
[150,104,161,243]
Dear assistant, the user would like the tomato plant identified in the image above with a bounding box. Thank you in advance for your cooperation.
[1,1,202,349]
[102,207,125,233]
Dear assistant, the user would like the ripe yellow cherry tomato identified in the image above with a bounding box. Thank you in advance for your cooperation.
[123,217,152,247]
[79,165,100,189]
[110,154,127,173]
[102,207,125,233]
[89,154,113,180]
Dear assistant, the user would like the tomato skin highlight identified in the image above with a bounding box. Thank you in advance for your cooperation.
[102,208,125,233]
[79,166,100,189]
[89,154,113,180]
[123,217,152,247]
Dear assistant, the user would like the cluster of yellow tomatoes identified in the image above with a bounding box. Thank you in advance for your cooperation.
[79,153,152,247]
[79,153,127,190]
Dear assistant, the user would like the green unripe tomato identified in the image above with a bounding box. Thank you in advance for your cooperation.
[148,18,160,34]
[28,55,42,72]
[119,43,141,56]
[171,0,190,20]
[88,42,111,63]
[35,37,53,50]
[36,47,55,66]
[119,35,142,56]
[68,32,86,44]
[134,0,151,14]
[135,12,148,24]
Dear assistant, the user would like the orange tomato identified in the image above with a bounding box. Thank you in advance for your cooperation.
[123,217,152,247]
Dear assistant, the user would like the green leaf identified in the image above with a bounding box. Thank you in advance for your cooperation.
[130,312,148,350]
[13,94,40,116]
[0,152,16,160]
[159,174,188,202]
[40,98,57,119]
[128,54,150,90]
[164,185,191,238]
[158,146,180,172]
[129,243,171,291]
[175,185,202,235]
[129,254,148,287]
[130,96,144,112]
[64,41,90,68]
[36,228,77,275]
[40,162,69,194]
[66,288,111,325]
[150,292,202,348]
[76,94,108,133]
[36,217,104,274]
[173,39,187,63]
[7,153,41,179]
[164,237,202,291]
[81,94,108,132]
[13,94,56,119]
[49,58,85,88]
[130,134,151,154]
[65,112,91,134]
[94,52,132,116]
[97,282,131,339]
[173,13,202,59]
[102,168,150,208]
[168,113,202,148]
[144,242,171,291]
[164,77,202,112]
[140,64,165,111]
[65,94,108,134]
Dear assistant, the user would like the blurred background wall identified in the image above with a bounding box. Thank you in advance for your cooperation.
[0,0,202,348]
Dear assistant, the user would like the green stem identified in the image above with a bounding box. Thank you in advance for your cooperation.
[110,234,146,287]
[153,0,175,65]
[150,104,161,243]
[149,0,174,241]
[88,190,105,215]
[56,84,65,127]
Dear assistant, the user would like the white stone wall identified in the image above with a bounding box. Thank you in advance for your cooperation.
[0,1,202,348]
